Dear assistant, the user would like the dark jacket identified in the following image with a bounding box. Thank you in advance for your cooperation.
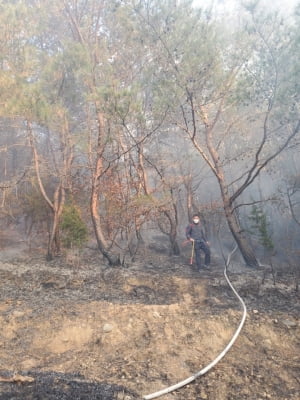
[186,222,207,242]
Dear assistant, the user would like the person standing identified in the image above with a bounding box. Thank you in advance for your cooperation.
[186,214,211,271]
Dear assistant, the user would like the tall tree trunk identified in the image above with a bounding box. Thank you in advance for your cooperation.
[216,163,259,267]
[224,202,259,267]
[46,185,65,261]
[28,115,73,261]
[162,206,180,256]
[90,159,120,266]
[90,112,120,266]
[201,114,260,267]
[28,121,59,261]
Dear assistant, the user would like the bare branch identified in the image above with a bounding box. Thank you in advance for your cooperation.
[231,197,278,213]
[230,119,300,204]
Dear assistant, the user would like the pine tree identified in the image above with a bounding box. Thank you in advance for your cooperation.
[249,205,274,252]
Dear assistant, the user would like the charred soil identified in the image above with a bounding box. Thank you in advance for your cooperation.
[0,237,299,400]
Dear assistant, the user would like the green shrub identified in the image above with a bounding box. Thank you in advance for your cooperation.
[61,204,88,248]
[249,205,274,251]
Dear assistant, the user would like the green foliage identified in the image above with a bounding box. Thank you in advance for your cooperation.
[61,205,88,248]
[0,0,298,264]
[248,205,274,251]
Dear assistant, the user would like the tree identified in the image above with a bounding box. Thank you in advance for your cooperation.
[61,0,167,264]
[132,0,300,266]
[0,1,34,220]
[1,0,299,268]
[249,205,274,253]
[0,0,79,259]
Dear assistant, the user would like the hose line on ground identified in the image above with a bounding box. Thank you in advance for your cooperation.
[143,245,246,400]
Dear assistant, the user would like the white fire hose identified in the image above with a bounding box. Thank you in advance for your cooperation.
[143,245,246,400]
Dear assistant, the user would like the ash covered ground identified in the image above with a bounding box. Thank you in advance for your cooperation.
[0,236,299,400]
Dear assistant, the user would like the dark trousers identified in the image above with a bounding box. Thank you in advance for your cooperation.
[194,240,210,269]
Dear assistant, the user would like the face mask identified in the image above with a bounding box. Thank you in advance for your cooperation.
[193,218,199,224]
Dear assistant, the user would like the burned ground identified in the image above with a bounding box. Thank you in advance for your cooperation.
[0,238,299,400]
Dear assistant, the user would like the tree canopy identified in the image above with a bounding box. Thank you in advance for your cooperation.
[0,0,299,266]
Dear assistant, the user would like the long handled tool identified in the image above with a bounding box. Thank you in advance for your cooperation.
[190,240,195,265]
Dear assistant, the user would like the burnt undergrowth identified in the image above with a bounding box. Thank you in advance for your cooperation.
[0,371,138,400]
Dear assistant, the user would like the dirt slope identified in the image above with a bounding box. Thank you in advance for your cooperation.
[0,243,299,400]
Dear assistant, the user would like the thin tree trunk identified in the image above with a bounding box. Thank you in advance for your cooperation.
[201,113,259,268]
[90,159,119,265]
[90,112,120,266]
[90,177,120,265]
[161,207,180,256]
[46,185,65,261]
[218,167,259,267]
[224,204,259,267]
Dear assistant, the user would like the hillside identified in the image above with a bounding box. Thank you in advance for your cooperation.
[0,236,299,400]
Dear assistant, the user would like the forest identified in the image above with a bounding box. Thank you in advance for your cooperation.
[0,0,299,270]
[0,1,299,398]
